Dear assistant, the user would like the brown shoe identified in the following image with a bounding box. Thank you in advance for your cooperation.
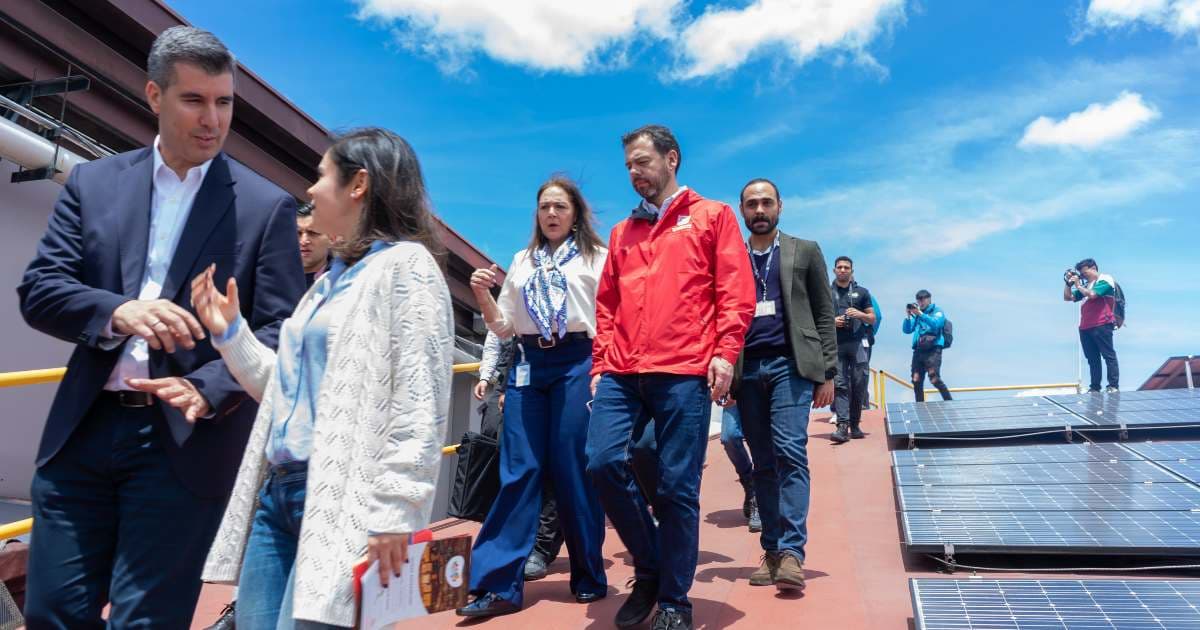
[748,553,779,586]
[775,554,806,591]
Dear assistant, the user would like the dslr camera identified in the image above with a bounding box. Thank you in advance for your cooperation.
[906,302,919,311]
[1063,268,1080,285]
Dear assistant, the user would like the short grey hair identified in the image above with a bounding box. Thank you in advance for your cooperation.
[147,26,236,89]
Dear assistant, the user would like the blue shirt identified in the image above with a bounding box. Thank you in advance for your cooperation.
[221,241,394,465]
[743,241,789,352]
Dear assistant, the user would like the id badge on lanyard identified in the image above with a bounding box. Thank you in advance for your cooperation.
[748,235,779,318]
[514,344,530,388]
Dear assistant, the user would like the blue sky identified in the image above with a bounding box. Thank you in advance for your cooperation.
[170,0,1199,397]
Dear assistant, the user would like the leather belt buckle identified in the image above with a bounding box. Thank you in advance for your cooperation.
[537,336,557,349]
[115,390,154,407]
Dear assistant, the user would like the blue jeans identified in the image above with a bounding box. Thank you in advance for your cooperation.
[720,406,753,483]
[585,374,709,613]
[734,355,814,561]
[236,463,347,630]
[469,337,607,605]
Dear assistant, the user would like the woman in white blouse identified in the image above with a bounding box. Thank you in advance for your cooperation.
[189,128,454,629]
[456,176,609,618]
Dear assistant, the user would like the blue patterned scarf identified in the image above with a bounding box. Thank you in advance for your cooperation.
[522,236,580,341]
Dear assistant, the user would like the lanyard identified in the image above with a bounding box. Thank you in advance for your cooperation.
[746,234,780,301]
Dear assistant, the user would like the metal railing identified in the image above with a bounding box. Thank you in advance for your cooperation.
[0,362,482,540]
[874,368,1078,409]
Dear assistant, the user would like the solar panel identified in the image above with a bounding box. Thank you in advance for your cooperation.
[893,460,1177,486]
[1160,460,1200,484]
[887,413,1088,439]
[1046,389,1200,405]
[1124,440,1200,462]
[1100,409,1200,429]
[902,510,1200,554]
[897,482,1200,512]
[892,442,1134,467]
[911,579,1200,630]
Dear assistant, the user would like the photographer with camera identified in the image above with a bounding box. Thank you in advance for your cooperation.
[902,290,952,402]
[829,256,875,443]
[1063,258,1120,393]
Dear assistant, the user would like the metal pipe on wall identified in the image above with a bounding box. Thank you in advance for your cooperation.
[0,115,87,185]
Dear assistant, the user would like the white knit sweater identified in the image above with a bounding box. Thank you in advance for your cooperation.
[201,242,454,627]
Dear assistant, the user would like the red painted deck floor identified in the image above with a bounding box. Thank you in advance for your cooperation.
[190,409,1194,629]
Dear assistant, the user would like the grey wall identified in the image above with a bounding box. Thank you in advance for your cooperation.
[0,161,73,501]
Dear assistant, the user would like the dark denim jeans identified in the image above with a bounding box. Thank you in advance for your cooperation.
[1080,323,1119,390]
[585,373,709,613]
[720,405,753,482]
[236,463,345,630]
[734,355,814,561]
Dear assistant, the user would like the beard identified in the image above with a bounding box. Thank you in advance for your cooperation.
[746,214,778,235]
[633,171,668,203]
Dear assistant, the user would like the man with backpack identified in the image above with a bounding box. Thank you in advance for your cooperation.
[830,257,875,443]
[1064,258,1121,393]
[903,290,953,402]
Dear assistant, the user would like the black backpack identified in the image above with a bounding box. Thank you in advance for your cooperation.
[942,319,954,349]
[1113,282,1126,328]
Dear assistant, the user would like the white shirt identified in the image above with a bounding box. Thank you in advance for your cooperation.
[478,330,504,383]
[638,185,689,219]
[487,247,608,339]
[104,137,213,390]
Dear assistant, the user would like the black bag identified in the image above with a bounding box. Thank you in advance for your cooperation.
[1113,283,1126,328]
[942,319,954,349]
[446,431,500,522]
[916,334,938,351]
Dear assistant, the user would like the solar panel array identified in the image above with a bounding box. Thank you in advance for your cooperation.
[887,389,1200,440]
[893,438,1200,555]
[911,579,1200,630]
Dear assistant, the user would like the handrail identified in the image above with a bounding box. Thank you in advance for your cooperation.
[0,364,480,389]
[0,362,483,540]
[876,368,1078,410]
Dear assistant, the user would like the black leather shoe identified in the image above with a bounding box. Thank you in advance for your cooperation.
[203,601,235,630]
[455,592,520,618]
[576,591,607,603]
[524,552,550,581]
[615,578,659,628]
[849,421,865,439]
[651,608,693,630]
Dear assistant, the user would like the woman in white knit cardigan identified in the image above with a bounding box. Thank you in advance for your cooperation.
[187,128,454,629]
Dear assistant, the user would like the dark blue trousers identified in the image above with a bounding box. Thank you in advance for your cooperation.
[24,397,226,629]
[585,374,709,613]
[468,337,606,605]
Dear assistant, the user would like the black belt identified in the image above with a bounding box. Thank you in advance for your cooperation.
[100,390,155,407]
[744,345,791,360]
[519,331,591,349]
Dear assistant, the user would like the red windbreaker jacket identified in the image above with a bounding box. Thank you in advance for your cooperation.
[591,188,756,377]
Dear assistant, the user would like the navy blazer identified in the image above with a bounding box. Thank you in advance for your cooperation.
[18,148,306,498]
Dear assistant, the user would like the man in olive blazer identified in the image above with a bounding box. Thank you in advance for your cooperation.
[731,178,837,591]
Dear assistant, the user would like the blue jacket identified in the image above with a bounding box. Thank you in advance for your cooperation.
[902,303,946,349]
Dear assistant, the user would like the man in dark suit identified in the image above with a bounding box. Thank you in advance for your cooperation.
[732,178,837,592]
[16,26,305,628]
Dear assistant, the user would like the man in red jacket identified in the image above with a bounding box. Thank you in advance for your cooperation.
[585,124,755,630]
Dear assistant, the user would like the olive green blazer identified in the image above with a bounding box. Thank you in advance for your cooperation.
[735,232,838,385]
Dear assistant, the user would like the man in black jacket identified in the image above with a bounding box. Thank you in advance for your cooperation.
[18,27,304,628]
[829,256,876,443]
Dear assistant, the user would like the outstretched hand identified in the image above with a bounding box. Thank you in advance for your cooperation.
[125,376,210,422]
[190,264,240,337]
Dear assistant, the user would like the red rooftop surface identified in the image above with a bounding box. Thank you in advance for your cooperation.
[190,408,1193,629]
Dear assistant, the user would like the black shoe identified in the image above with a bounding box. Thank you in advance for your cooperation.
[651,608,693,630]
[739,478,755,519]
[830,422,849,443]
[203,601,236,630]
[615,578,659,628]
[576,591,606,603]
[456,592,520,618]
[849,421,865,439]
[747,499,762,533]
[524,551,549,581]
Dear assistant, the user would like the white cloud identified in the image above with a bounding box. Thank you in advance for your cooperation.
[354,0,681,74]
[1085,0,1200,36]
[1139,216,1175,226]
[1018,91,1159,150]
[674,0,907,79]
[712,122,795,157]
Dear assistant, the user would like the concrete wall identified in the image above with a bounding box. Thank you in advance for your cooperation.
[0,161,74,501]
